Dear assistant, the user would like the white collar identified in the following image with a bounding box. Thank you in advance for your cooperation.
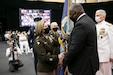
[77,13,86,21]
[97,20,106,25]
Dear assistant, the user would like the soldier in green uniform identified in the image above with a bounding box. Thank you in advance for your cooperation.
[34,20,60,75]
[49,22,60,47]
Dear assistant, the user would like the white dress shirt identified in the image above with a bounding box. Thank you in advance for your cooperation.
[6,47,22,61]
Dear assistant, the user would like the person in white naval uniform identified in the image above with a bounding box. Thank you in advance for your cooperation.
[95,9,113,75]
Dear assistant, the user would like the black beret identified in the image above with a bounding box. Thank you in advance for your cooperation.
[34,17,42,22]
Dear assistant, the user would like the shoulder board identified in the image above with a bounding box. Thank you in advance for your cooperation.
[106,22,112,26]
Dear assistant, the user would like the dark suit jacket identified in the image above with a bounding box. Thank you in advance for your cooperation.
[63,14,99,75]
[28,26,35,48]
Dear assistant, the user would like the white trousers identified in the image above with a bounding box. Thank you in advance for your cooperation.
[96,62,112,75]
[19,41,30,54]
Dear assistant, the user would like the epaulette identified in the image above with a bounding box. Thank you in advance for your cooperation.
[106,22,112,26]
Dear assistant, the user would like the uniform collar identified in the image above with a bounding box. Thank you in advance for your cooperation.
[97,20,106,25]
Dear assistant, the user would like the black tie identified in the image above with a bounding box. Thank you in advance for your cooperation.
[12,51,15,61]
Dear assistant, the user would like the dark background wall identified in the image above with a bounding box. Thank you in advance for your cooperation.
[6,1,63,30]
[83,1,113,24]
[0,0,113,36]
[0,0,64,34]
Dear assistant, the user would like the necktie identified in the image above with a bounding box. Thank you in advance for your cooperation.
[12,51,15,61]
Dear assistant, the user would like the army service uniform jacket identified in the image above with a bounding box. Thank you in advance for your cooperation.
[34,34,60,72]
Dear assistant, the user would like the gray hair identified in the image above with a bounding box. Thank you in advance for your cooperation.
[96,9,106,17]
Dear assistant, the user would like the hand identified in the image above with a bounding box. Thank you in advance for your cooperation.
[58,52,65,60]
[58,52,65,65]
[58,59,63,65]
[110,58,113,62]
[10,47,13,51]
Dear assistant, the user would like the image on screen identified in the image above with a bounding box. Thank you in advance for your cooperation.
[19,8,51,27]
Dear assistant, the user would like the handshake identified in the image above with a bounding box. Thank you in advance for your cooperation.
[58,52,65,65]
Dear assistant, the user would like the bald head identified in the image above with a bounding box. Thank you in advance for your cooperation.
[70,3,84,14]
[69,3,85,22]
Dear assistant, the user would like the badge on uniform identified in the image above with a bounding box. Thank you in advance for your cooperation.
[99,28,105,35]
[49,57,53,61]
[44,42,47,44]
[37,41,40,45]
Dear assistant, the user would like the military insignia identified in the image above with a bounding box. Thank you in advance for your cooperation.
[36,36,39,39]
[49,58,53,61]
[44,42,47,44]
[99,28,105,35]
[37,41,40,45]
[49,37,53,43]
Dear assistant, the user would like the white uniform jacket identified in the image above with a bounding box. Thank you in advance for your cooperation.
[96,20,113,62]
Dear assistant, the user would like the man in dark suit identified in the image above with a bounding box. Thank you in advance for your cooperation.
[59,3,99,75]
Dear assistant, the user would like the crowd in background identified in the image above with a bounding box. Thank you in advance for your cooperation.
[4,30,33,55]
